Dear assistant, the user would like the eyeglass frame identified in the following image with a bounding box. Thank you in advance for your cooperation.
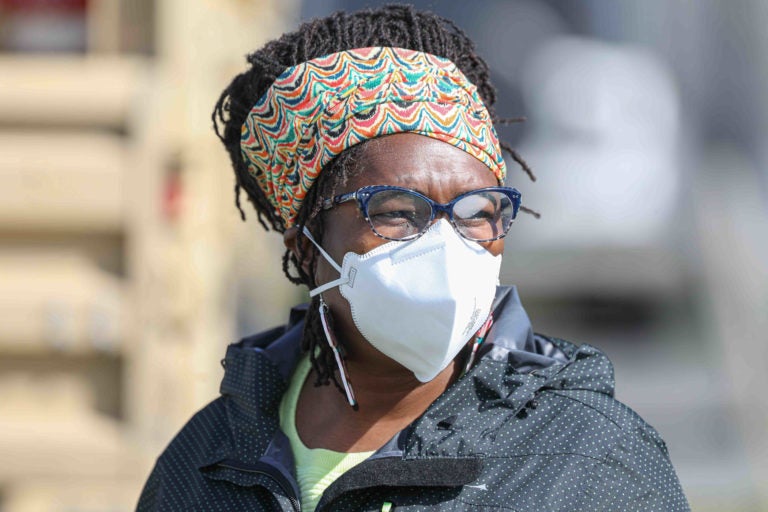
[320,184,522,242]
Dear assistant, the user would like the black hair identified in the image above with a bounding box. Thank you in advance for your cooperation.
[212,4,534,393]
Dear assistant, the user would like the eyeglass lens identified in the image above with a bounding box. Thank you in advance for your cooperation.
[365,189,514,241]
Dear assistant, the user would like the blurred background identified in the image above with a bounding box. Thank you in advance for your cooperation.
[0,0,765,510]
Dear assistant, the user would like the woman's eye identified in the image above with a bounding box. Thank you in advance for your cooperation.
[467,208,495,219]
[372,210,418,225]
[457,207,496,226]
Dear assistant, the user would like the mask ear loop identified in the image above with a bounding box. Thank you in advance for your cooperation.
[302,227,349,297]
[462,314,494,376]
[318,296,358,410]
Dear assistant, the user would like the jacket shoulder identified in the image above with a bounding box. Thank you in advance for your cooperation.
[159,397,232,464]
[137,398,234,510]
[468,334,689,511]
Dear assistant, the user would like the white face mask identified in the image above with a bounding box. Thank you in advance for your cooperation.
[305,219,502,382]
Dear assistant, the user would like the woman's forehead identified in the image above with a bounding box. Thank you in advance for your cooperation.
[345,134,498,194]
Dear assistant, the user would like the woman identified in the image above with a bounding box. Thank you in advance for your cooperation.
[137,5,689,511]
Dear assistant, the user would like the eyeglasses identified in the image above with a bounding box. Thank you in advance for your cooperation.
[321,185,522,242]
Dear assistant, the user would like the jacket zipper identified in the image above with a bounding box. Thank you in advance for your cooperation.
[218,462,300,511]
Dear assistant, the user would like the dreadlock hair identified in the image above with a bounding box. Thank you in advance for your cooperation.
[212,3,534,394]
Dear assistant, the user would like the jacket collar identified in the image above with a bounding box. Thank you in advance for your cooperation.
[218,286,558,424]
[204,315,307,502]
[208,286,616,496]
[245,286,562,361]
[484,286,569,371]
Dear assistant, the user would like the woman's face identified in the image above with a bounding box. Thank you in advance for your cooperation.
[312,133,504,365]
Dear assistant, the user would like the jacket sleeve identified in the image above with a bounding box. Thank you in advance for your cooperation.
[581,427,690,512]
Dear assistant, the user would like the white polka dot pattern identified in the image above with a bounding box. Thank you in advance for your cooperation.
[137,321,689,511]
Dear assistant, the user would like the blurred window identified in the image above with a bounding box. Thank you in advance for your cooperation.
[0,0,88,53]
[0,0,154,54]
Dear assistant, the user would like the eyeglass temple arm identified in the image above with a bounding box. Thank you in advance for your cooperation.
[321,191,359,210]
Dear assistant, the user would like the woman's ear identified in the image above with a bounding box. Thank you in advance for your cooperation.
[283,226,314,276]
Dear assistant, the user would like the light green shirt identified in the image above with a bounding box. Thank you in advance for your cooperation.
[279,355,374,511]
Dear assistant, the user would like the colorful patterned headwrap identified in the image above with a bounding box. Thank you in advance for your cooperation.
[240,46,507,228]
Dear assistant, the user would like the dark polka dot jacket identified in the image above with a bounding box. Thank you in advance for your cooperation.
[137,287,690,511]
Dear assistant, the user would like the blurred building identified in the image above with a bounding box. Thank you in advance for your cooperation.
[2,1,767,511]
[0,1,299,510]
